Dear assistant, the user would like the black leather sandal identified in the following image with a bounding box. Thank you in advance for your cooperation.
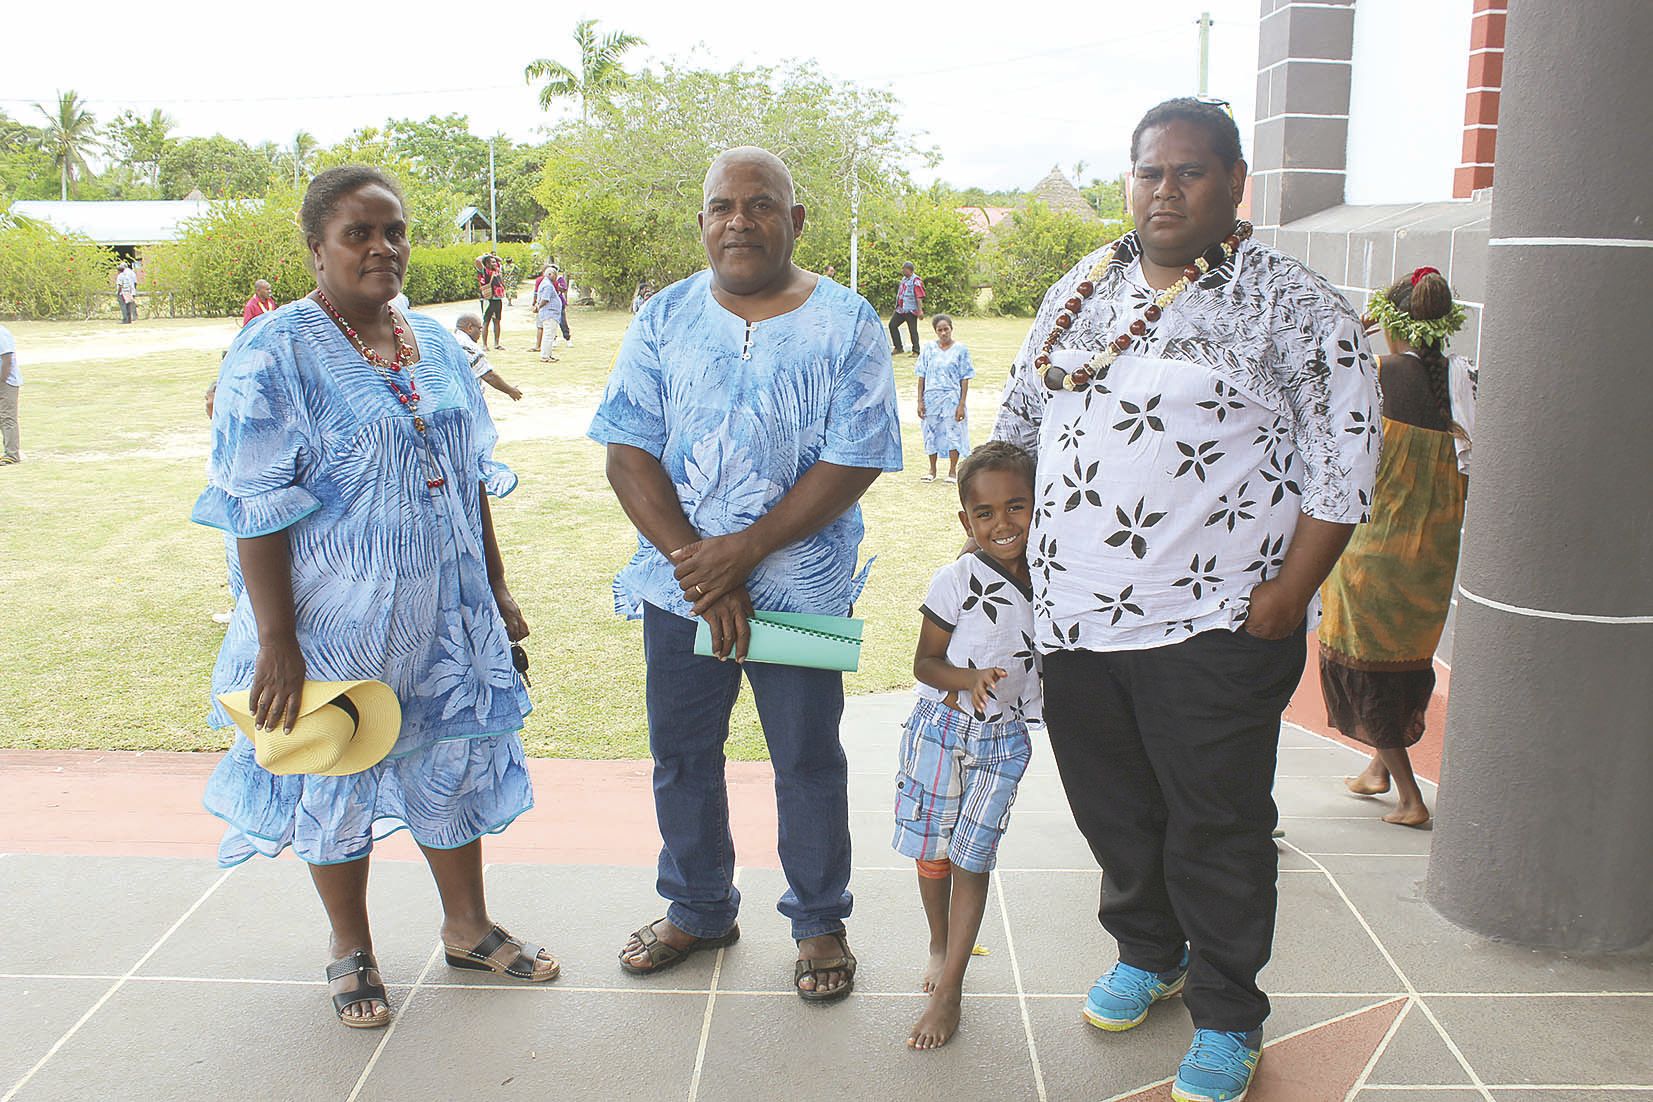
[443,924,560,982]
[326,949,391,1029]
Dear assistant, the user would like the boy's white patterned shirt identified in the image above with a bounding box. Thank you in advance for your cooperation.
[916,552,1042,725]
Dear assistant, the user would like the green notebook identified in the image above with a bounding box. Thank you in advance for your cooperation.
[693,611,865,672]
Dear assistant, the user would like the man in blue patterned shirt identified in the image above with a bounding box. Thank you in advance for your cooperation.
[589,146,902,1001]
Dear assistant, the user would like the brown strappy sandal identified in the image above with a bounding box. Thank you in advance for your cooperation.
[326,949,391,1029]
[443,924,560,982]
[794,932,857,1003]
[618,918,741,976]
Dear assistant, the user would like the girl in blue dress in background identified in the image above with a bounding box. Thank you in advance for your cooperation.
[194,166,559,1030]
[915,314,974,483]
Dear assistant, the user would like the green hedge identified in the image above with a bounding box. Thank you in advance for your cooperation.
[401,242,538,307]
[0,219,119,319]
[141,188,539,316]
[142,190,309,316]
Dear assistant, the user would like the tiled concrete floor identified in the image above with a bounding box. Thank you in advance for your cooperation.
[3,695,1649,1102]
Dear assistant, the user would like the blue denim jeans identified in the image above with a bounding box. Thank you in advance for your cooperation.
[642,603,853,940]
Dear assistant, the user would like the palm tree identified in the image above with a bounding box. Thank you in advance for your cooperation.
[36,90,100,200]
[282,130,318,186]
[524,19,646,123]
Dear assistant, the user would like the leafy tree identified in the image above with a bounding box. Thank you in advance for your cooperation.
[495,141,549,239]
[35,90,101,200]
[312,129,464,247]
[981,200,1117,316]
[385,114,490,201]
[158,135,273,198]
[0,111,53,204]
[525,19,646,123]
[106,108,174,187]
[831,189,980,316]
[278,130,319,187]
[1082,175,1131,222]
[534,61,930,304]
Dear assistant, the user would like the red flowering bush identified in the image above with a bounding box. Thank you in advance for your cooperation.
[0,219,119,319]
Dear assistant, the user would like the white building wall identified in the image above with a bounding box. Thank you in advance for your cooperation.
[1343,0,1474,205]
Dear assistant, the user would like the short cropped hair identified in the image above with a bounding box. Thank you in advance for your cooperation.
[1130,97,1244,169]
[956,440,1036,504]
[300,166,406,247]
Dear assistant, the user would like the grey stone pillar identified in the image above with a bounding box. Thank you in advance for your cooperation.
[1251,0,1354,230]
[1426,0,1653,952]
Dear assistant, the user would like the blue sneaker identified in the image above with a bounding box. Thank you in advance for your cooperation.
[1082,949,1189,1031]
[1171,1028,1263,1102]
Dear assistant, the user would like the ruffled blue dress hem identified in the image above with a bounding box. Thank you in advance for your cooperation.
[205,803,533,869]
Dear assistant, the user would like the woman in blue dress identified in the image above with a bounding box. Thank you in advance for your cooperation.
[914,313,974,482]
[194,166,558,1030]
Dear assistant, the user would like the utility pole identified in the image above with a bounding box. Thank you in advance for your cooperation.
[849,156,861,297]
[1196,11,1213,95]
[488,138,498,248]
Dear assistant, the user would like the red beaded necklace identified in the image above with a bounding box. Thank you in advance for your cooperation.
[313,290,446,490]
[1038,220,1252,391]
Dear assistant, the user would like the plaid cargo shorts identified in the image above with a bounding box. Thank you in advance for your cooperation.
[891,696,1033,874]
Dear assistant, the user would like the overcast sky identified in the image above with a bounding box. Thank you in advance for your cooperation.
[7,0,1262,191]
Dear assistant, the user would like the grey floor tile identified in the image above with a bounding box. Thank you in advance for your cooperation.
[1276,742,1374,777]
[713,866,1018,995]
[998,864,1399,1000]
[1280,723,1341,750]
[1356,1092,1484,1102]
[440,863,721,990]
[995,869,1113,998]
[11,979,386,1101]
[1316,857,1653,994]
[1274,844,1321,871]
[359,987,705,1102]
[1491,1093,1653,1101]
[1279,816,1437,856]
[0,856,227,974]
[0,978,109,1092]
[1364,1001,1477,1086]
[696,991,1039,1102]
[1273,772,1433,821]
[1262,873,1405,995]
[1028,992,1388,1101]
[1428,995,1653,1087]
[139,858,441,984]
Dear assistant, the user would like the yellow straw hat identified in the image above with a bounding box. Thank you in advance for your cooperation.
[217,680,401,777]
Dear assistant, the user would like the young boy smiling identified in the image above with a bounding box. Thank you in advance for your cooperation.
[895,440,1041,1050]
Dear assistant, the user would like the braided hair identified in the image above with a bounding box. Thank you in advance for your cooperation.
[1379,270,1455,427]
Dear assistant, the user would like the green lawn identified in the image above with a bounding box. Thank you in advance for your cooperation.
[0,304,1036,759]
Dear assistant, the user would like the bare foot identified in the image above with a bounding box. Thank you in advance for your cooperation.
[1345,760,1391,796]
[921,946,947,993]
[908,988,962,1050]
[1383,802,1431,828]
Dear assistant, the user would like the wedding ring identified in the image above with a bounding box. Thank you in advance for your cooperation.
[695,584,705,596]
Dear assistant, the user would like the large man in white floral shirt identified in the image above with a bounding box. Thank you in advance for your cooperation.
[991,99,1380,1102]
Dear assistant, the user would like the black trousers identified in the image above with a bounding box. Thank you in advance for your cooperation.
[1042,624,1306,1031]
[889,311,919,351]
